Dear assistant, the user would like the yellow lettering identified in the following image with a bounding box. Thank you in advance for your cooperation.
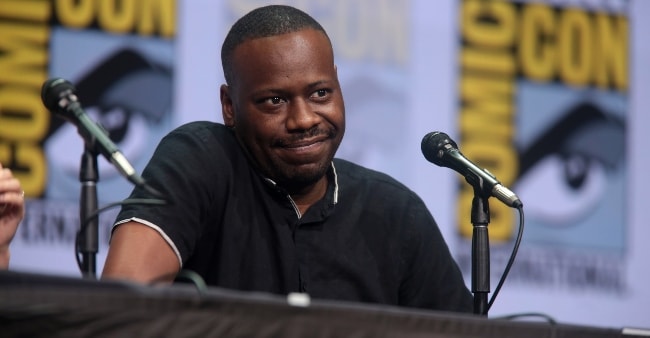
[0,0,50,21]
[462,48,516,75]
[98,0,136,34]
[55,0,95,28]
[458,0,518,241]
[519,3,556,82]
[55,0,176,37]
[0,2,51,197]
[558,9,593,87]
[462,0,517,48]
[460,76,515,141]
[594,14,628,91]
[138,0,176,38]
[0,23,49,88]
[517,5,628,90]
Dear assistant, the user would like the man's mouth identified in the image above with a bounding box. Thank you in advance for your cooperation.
[274,127,334,149]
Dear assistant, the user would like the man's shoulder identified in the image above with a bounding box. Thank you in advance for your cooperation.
[154,121,241,163]
[333,158,411,193]
[170,121,228,136]
[163,121,236,145]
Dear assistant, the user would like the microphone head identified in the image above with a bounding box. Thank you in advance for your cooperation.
[41,78,76,112]
[421,131,459,166]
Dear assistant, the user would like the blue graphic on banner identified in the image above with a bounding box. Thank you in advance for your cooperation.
[46,29,174,203]
[515,83,626,252]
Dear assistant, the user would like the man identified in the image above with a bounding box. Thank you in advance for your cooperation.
[0,163,25,270]
[102,5,473,313]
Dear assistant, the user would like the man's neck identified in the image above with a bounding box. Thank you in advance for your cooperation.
[287,176,328,215]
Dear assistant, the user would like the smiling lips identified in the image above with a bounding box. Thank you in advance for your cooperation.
[277,136,329,162]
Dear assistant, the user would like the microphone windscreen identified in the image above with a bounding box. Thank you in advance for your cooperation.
[41,78,75,111]
[421,131,458,166]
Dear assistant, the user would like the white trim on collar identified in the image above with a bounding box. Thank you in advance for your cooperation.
[330,161,339,205]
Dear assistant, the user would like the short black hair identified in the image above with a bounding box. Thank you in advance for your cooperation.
[221,5,329,85]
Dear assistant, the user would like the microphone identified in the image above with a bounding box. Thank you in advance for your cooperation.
[41,78,150,191]
[421,131,522,208]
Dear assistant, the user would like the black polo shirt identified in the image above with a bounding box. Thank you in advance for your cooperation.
[114,121,472,313]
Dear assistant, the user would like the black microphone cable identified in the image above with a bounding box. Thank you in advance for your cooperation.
[75,197,167,275]
[488,204,524,311]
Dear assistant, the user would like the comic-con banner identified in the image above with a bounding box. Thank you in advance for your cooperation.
[456,0,627,293]
[0,0,176,274]
[2,0,645,330]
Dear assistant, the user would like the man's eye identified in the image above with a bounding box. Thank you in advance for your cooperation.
[311,89,329,99]
[258,97,284,105]
[269,97,283,104]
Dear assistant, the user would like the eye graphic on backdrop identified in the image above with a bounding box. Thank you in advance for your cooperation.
[515,102,625,227]
[45,48,172,184]
[47,107,150,179]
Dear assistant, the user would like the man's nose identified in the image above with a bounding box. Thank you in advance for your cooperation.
[286,98,320,131]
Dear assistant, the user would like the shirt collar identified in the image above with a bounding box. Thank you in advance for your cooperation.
[263,161,339,207]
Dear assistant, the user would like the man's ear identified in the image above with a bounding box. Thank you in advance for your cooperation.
[220,84,235,127]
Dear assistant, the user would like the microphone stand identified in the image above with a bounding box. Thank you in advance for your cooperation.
[471,185,490,316]
[78,140,99,279]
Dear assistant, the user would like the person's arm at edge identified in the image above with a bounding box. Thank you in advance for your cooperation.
[0,247,9,269]
[101,221,180,285]
[0,164,25,270]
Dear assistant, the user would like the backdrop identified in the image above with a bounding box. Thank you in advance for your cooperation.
[0,0,646,330]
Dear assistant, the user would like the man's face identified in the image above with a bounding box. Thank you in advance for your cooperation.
[221,29,345,189]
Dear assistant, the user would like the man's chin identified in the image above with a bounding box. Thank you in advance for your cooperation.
[276,163,330,189]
